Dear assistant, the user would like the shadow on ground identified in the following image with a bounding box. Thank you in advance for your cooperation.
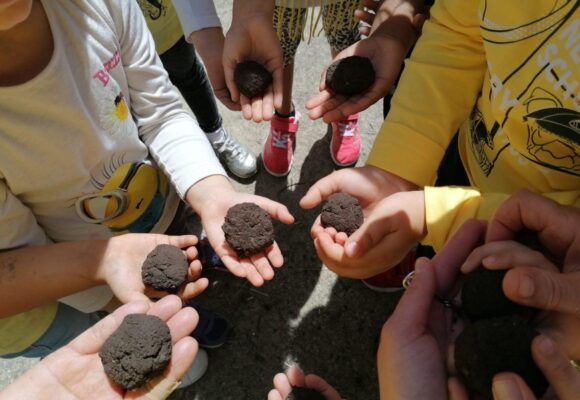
[172,129,402,400]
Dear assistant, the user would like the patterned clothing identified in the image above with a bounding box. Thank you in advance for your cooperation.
[273,0,360,65]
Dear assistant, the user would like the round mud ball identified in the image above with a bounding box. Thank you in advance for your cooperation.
[320,193,363,236]
[461,267,536,322]
[325,56,375,96]
[99,314,172,390]
[142,244,188,293]
[234,60,273,98]
[222,202,274,258]
[455,315,548,400]
[286,387,327,400]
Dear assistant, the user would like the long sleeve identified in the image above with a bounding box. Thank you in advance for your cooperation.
[367,0,486,186]
[172,0,221,42]
[111,0,226,199]
[423,186,580,251]
[0,179,49,249]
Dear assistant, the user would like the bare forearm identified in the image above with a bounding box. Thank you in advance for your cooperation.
[232,0,275,20]
[0,240,105,317]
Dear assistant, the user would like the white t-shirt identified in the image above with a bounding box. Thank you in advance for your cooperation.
[0,0,226,251]
[0,0,227,349]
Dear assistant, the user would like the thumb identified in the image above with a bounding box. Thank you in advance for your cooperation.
[344,215,394,258]
[503,268,580,316]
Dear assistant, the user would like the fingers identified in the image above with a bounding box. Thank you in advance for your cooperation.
[179,278,209,301]
[354,8,376,25]
[166,234,198,249]
[299,171,344,209]
[448,377,469,400]
[270,63,284,111]
[532,335,580,400]
[304,374,342,400]
[386,259,437,332]
[224,57,240,104]
[487,190,580,260]
[491,373,536,400]
[271,372,293,398]
[430,219,485,295]
[164,304,198,341]
[253,197,295,224]
[502,267,580,316]
[132,337,198,399]
[250,252,275,282]
[461,240,555,274]
[286,366,307,387]
[344,212,395,258]
[69,300,151,353]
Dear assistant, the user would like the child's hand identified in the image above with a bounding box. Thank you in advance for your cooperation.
[311,191,426,279]
[300,165,418,212]
[306,28,407,123]
[223,1,283,122]
[267,367,341,400]
[186,176,294,287]
[98,234,208,304]
[1,296,199,400]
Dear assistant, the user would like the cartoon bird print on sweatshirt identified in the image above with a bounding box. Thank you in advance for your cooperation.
[468,0,578,178]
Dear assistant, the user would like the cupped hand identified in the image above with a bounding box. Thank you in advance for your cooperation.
[311,190,425,279]
[267,367,342,400]
[305,29,407,123]
[223,8,283,122]
[98,233,209,304]
[1,296,198,400]
[188,176,294,287]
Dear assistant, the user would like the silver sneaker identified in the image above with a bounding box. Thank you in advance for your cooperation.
[210,127,257,179]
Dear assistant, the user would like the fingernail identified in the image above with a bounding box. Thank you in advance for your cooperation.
[483,256,497,267]
[415,261,428,276]
[537,336,556,356]
[345,241,359,257]
[518,275,535,298]
[492,379,521,400]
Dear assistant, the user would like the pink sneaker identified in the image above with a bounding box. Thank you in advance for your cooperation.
[330,113,361,167]
[263,112,300,176]
[362,248,417,292]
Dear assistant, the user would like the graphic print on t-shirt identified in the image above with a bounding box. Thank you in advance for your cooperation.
[469,0,579,177]
[75,162,169,234]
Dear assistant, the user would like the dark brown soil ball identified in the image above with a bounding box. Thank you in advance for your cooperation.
[325,56,375,96]
[455,315,548,400]
[286,387,327,400]
[234,60,273,98]
[461,267,536,322]
[100,314,172,390]
[142,244,188,293]
[320,193,363,236]
[222,202,274,258]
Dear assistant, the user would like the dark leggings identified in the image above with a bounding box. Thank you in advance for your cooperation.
[160,37,222,133]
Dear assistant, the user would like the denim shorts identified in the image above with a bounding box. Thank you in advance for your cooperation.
[1,303,103,359]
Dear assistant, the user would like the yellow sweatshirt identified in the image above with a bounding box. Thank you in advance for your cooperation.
[367,0,579,251]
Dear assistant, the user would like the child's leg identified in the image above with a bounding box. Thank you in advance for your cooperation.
[1,303,103,359]
[160,37,257,179]
[322,0,362,167]
[322,0,361,58]
[160,37,222,133]
[272,6,307,115]
[263,6,307,176]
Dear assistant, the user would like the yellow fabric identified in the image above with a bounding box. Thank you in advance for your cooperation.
[137,0,182,55]
[0,303,58,356]
[367,0,580,251]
